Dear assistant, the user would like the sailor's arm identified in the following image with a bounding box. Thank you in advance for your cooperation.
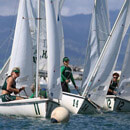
[7,77,19,93]
[61,66,67,81]
[70,73,78,89]
[108,88,117,95]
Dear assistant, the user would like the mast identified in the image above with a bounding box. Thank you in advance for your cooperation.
[36,0,40,97]
[82,0,130,98]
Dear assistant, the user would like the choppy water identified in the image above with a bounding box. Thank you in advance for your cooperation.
[0,81,130,129]
[0,112,130,129]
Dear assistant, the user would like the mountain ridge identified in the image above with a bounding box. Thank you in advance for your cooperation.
[0,10,128,69]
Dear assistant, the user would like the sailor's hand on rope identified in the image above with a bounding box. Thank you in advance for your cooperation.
[75,86,81,96]
[19,87,25,92]
[113,90,117,95]
[75,86,78,90]
[14,88,20,94]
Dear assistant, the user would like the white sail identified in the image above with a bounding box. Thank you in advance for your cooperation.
[117,35,130,100]
[8,0,33,95]
[81,0,110,91]
[27,0,47,72]
[45,0,62,99]
[0,57,10,87]
[0,0,60,118]
[82,0,130,107]
[57,2,65,65]
[26,0,64,72]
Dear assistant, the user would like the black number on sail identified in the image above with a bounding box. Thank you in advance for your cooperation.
[33,56,37,63]
[42,50,47,59]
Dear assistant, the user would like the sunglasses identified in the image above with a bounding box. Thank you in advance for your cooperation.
[15,72,20,74]
[113,77,118,79]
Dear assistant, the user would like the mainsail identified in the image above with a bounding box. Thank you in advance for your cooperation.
[81,0,110,91]
[26,0,64,72]
[54,0,65,65]
[82,0,130,107]
[8,0,33,95]
[45,0,62,99]
[26,0,47,72]
[117,35,130,100]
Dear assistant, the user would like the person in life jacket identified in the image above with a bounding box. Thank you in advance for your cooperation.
[107,72,120,95]
[1,67,25,102]
[61,57,78,92]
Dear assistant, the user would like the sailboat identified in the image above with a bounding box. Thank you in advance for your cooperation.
[60,0,110,114]
[60,0,130,114]
[80,0,111,111]
[0,0,61,118]
[0,0,65,86]
[114,35,130,112]
[81,0,130,111]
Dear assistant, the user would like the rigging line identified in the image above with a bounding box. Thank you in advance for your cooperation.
[0,29,13,33]
[0,1,18,66]
[0,29,14,49]
[0,27,14,66]
[3,32,14,64]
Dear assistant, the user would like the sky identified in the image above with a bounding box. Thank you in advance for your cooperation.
[0,0,124,16]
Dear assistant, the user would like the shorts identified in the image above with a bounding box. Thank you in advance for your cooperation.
[61,82,70,93]
[1,94,16,102]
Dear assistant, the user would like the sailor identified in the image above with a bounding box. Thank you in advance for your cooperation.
[107,72,120,95]
[61,57,78,92]
[30,84,47,98]
[1,67,25,102]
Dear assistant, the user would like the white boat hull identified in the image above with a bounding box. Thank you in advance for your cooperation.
[103,95,115,111]
[114,96,130,112]
[60,92,100,114]
[0,97,59,118]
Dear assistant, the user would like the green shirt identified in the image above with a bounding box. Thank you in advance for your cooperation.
[61,65,76,87]
[30,89,47,98]
[2,76,16,93]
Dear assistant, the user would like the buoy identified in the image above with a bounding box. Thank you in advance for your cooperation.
[51,107,70,123]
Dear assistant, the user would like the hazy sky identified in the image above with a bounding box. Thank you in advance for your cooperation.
[0,0,124,16]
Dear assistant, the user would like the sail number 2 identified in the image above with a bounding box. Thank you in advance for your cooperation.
[73,99,79,108]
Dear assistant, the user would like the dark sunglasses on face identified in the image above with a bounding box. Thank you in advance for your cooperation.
[113,76,118,79]
[15,72,20,74]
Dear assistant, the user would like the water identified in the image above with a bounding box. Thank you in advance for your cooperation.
[0,112,130,129]
[0,81,130,129]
